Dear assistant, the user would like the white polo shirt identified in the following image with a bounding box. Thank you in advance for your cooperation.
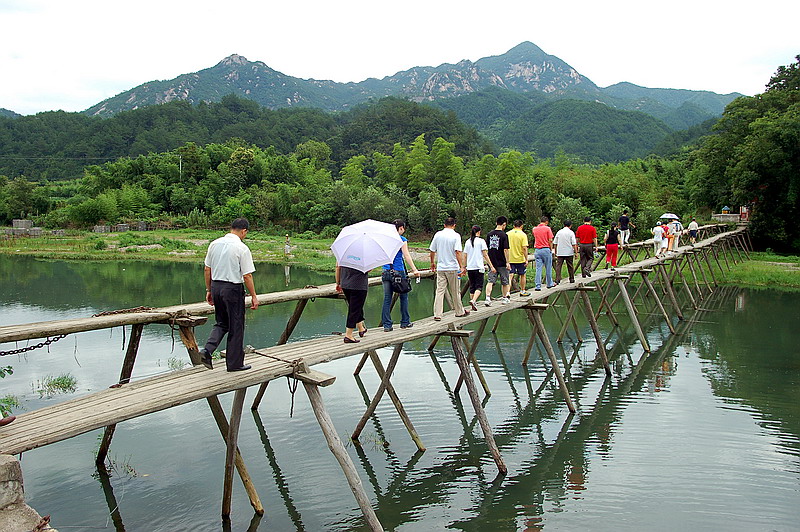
[553,227,577,257]
[429,227,462,271]
[205,233,256,283]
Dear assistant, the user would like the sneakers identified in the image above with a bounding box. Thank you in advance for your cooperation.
[534,288,542,291]
[484,298,492,307]
[400,323,413,329]
[384,326,393,332]
[520,291,530,296]
[501,297,511,305]
[470,300,478,311]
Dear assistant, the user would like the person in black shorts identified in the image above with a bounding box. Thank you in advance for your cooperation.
[484,216,511,306]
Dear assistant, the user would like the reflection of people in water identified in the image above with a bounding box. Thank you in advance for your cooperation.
[566,456,587,496]
[284,264,291,287]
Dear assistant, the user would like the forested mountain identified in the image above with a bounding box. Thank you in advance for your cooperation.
[82,41,739,132]
[0,108,20,119]
[0,96,489,181]
[497,100,673,162]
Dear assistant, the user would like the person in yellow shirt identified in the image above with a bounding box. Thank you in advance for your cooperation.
[507,220,530,296]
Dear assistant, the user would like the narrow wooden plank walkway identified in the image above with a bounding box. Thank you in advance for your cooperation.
[0,226,743,456]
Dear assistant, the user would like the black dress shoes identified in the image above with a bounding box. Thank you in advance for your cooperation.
[199,348,213,370]
[228,365,252,372]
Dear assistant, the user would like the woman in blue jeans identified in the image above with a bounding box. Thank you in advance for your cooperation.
[382,219,421,332]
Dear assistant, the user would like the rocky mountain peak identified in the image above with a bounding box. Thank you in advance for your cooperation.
[218,54,249,67]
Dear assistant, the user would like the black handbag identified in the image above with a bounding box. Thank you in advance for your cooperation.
[389,269,412,294]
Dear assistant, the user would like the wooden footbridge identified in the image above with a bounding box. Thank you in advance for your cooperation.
[0,223,751,531]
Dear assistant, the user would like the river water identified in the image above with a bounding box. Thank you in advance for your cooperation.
[0,256,798,531]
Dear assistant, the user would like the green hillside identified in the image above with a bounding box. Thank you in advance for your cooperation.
[497,100,673,162]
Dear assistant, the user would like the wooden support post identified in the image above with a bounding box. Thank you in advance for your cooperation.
[206,395,264,515]
[701,248,719,287]
[683,253,705,298]
[95,323,145,466]
[252,299,308,409]
[367,350,426,452]
[427,334,442,352]
[449,336,508,475]
[579,291,611,377]
[557,291,581,343]
[640,272,675,334]
[730,236,745,263]
[616,278,650,352]
[656,264,684,320]
[676,262,699,310]
[521,328,538,366]
[301,363,384,532]
[353,352,370,376]
[691,252,713,294]
[593,279,620,328]
[491,312,503,333]
[710,242,727,273]
[171,325,264,516]
[745,230,755,254]
[352,344,404,441]
[737,233,751,259]
[526,308,577,413]
[222,388,247,519]
[455,319,490,396]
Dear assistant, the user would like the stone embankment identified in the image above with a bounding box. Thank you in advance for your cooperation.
[0,454,56,532]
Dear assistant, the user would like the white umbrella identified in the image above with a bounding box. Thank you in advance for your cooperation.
[660,213,679,220]
[331,219,404,273]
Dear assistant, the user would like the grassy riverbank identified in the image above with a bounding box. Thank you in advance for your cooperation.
[0,229,432,271]
[719,251,800,290]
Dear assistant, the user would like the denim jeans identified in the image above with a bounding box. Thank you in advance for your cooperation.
[534,248,553,289]
[381,271,410,327]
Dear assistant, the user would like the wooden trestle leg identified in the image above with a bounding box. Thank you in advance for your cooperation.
[352,344,404,442]
[298,362,384,531]
[640,271,676,335]
[454,318,491,396]
[222,388,247,519]
[176,324,264,516]
[96,323,145,466]
[616,278,651,352]
[448,334,507,475]
[525,306,577,413]
[578,288,612,377]
[366,349,425,451]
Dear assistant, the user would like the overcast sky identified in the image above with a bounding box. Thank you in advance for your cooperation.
[1,0,797,116]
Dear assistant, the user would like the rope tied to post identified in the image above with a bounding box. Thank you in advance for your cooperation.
[254,349,305,417]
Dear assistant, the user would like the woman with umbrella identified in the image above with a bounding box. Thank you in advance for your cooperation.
[332,220,406,344]
[336,263,369,343]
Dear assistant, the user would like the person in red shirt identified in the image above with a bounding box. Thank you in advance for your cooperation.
[575,216,598,277]
[532,216,555,290]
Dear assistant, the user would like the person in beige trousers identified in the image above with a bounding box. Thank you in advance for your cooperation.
[429,217,470,320]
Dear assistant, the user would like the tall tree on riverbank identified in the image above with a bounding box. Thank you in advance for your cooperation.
[688,56,800,251]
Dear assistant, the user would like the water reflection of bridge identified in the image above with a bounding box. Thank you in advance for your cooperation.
[0,225,750,530]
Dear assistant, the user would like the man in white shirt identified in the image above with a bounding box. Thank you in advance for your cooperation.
[688,218,700,244]
[652,223,665,257]
[200,218,259,371]
[552,220,579,284]
[429,217,469,320]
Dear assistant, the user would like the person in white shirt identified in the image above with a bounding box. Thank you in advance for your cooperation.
[652,223,665,257]
[688,218,700,244]
[200,217,259,372]
[552,220,579,284]
[429,217,469,320]
[464,225,492,311]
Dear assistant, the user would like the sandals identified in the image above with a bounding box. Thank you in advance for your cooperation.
[344,337,360,344]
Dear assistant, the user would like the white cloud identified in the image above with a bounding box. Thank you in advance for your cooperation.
[1,0,797,115]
